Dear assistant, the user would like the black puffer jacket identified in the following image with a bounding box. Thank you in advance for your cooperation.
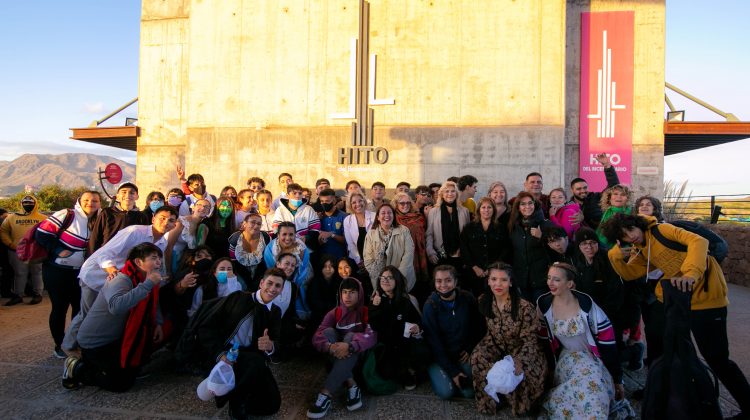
[578,165,620,229]
[509,213,556,291]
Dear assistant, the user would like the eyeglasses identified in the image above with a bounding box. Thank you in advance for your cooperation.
[397,201,411,206]
[379,275,395,281]
[417,192,429,196]
[519,201,534,207]
[579,240,598,248]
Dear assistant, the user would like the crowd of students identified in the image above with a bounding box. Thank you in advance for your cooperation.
[1,152,748,419]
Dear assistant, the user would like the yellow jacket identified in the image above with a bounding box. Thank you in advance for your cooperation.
[0,195,47,250]
[607,216,728,310]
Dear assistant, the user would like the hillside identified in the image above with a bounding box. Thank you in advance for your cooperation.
[0,153,136,196]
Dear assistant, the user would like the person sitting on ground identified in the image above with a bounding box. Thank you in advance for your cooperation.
[422,265,486,400]
[537,262,627,418]
[601,213,750,416]
[62,242,165,392]
[307,255,343,332]
[176,268,285,417]
[471,262,547,416]
[368,266,429,390]
[308,277,376,418]
[188,257,245,318]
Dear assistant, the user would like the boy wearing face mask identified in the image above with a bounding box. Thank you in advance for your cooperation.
[0,195,47,305]
[316,189,347,260]
[179,173,217,217]
[272,183,321,245]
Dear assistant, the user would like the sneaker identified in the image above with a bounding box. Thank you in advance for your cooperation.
[4,295,23,306]
[62,356,81,389]
[346,384,362,411]
[306,393,332,419]
[402,370,417,390]
[28,294,43,305]
[53,346,67,359]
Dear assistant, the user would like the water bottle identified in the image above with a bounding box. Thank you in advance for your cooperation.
[226,340,240,364]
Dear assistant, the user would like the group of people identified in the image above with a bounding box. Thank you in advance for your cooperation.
[2,153,748,419]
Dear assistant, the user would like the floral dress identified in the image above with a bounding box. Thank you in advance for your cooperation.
[541,312,614,420]
[470,299,547,416]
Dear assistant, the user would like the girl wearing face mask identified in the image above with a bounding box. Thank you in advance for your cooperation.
[143,191,166,220]
[166,188,186,209]
[201,198,237,259]
[471,262,547,415]
[188,258,244,317]
[508,192,556,302]
[596,184,633,247]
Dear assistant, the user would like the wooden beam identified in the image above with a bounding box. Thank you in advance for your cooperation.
[664,121,750,135]
[69,126,138,151]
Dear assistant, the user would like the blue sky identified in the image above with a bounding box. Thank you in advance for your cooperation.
[0,0,747,196]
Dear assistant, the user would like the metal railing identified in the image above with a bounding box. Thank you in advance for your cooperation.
[662,194,750,224]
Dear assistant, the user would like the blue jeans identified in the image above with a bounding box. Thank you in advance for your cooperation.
[428,361,474,400]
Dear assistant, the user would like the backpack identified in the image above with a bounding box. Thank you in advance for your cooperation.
[16,210,75,264]
[641,280,722,420]
[651,221,728,263]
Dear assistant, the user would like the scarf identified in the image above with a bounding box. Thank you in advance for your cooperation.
[396,210,429,282]
[120,260,160,369]
[440,201,460,256]
[596,205,630,247]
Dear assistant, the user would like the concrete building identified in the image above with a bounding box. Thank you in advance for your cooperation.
[132,0,665,200]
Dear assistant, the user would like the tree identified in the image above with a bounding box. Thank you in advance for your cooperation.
[0,185,110,214]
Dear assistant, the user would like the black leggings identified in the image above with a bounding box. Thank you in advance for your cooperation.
[42,264,81,346]
[646,303,750,413]
[81,341,136,392]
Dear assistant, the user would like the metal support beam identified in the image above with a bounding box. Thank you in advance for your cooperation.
[665,83,739,122]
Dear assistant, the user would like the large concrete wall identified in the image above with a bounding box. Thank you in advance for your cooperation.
[136,0,664,202]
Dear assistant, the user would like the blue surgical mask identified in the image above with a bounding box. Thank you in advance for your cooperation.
[167,196,182,207]
[216,271,228,284]
[289,199,303,208]
[149,200,164,212]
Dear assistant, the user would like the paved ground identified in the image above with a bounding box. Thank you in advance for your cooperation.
[1,284,748,419]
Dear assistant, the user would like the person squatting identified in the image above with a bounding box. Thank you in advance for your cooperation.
[8,155,745,419]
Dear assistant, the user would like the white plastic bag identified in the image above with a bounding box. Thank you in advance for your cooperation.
[196,360,236,400]
[483,355,524,402]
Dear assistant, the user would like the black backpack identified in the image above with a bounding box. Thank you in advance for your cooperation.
[651,220,728,263]
[641,280,721,420]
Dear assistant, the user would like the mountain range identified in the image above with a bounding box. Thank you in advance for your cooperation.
[0,153,136,196]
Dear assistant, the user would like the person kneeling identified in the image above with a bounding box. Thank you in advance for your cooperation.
[62,243,165,392]
[308,277,376,418]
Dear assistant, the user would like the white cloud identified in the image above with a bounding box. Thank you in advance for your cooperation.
[83,102,105,114]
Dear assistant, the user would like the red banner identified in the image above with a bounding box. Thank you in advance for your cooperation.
[579,11,634,190]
